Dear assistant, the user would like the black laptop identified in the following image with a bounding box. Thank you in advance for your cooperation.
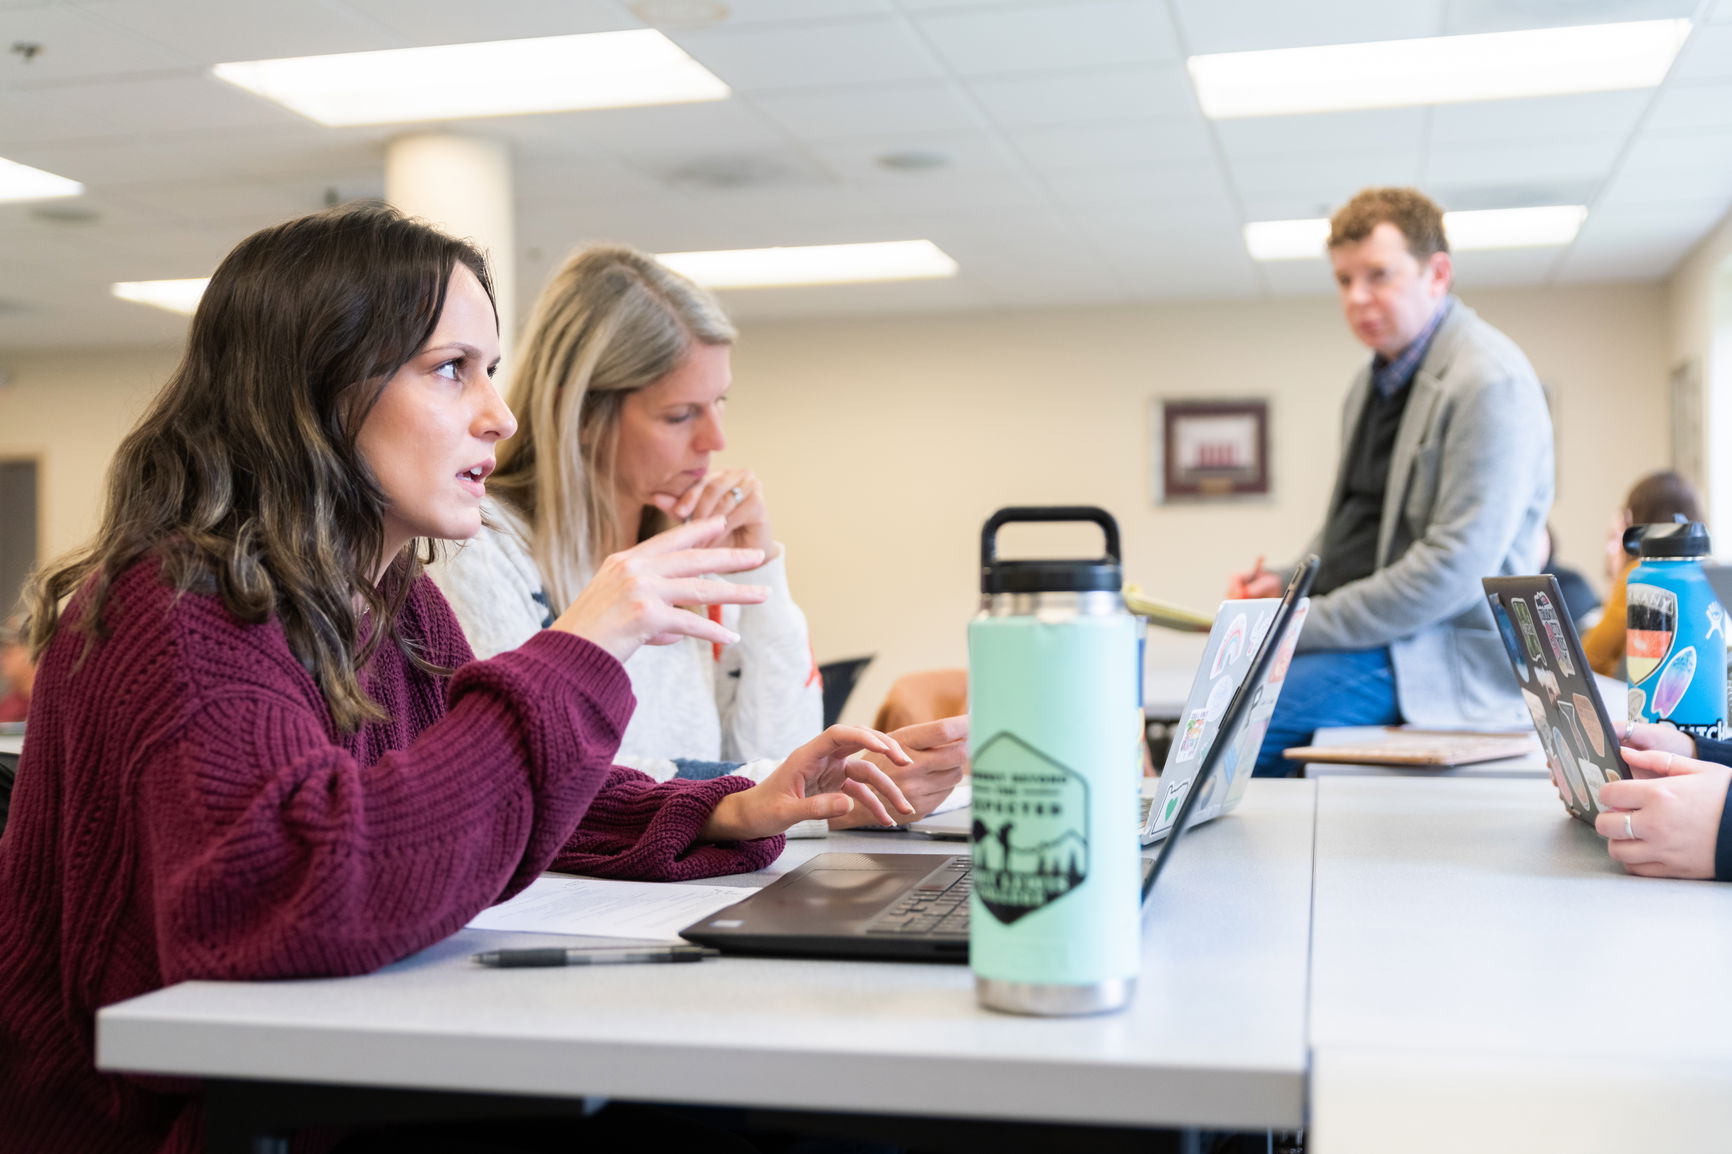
[681,557,1320,962]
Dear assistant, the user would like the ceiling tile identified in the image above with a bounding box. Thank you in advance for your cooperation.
[1007,117,1215,172]
[467,98,789,159]
[1169,0,1444,55]
[966,64,1196,127]
[1038,161,1235,210]
[913,1,1181,75]
[69,0,402,64]
[514,155,666,205]
[1443,0,1696,35]
[0,4,193,85]
[5,125,385,185]
[1669,21,1732,81]
[1555,204,1718,279]
[703,0,892,20]
[1643,79,1732,132]
[334,0,628,46]
[1215,108,1425,159]
[807,129,1021,183]
[1259,260,1336,297]
[745,81,982,141]
[0,87,125,146]
[862,169,1051,218]
[1447,246,1563,286]
[1614,128,1732,201]
[31,73,309,137]
[1423,136,1625,189]
[714,276,993,320]
[1596,161,1732,208]
[1428,91,1651,146]
[1232,152,1424,220]
[669,17,943,89]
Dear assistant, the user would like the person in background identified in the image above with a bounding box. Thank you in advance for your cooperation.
[1541,526,1601,626]
[0,204,915,1154]
[1229,187,1554,775]
[433,244,964,828]
[1581,470,1705,677]
[0,615,33,724]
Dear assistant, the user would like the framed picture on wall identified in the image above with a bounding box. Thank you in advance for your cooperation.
[1152,399,1270,503]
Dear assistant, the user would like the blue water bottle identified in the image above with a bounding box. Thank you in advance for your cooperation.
[1626,521,1725,740]
[968,507,1143,1016]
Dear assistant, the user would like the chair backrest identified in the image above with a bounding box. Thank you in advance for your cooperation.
[817,656,874,728]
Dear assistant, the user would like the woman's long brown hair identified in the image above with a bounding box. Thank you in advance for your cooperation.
[26,202,494,732]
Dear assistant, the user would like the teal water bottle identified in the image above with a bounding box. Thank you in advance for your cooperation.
[1626,521,1725,740]
[968,507,1142,1016]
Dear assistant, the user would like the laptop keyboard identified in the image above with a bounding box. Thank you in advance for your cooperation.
[863,855,972,937]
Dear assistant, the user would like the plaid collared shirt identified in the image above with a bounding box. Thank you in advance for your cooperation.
[1370,296,1453,399]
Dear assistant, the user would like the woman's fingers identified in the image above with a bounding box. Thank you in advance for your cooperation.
[660,576,768,607]
[844,754,914,815]
[840,775,898,826]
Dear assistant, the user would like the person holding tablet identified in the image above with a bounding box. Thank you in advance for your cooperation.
[433,243,964,828]
[0,204,913,1154]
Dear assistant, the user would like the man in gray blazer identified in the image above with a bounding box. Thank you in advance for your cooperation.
[1236,188,1554,775]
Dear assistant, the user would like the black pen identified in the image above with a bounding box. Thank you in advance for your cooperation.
[473,945,719,968]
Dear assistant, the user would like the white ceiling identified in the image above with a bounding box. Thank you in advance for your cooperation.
[3,0,1732,348]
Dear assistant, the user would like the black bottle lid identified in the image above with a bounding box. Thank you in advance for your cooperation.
[1628,520,1712,559]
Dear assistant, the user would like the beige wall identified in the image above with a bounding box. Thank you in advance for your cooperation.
[722,283,1669,723]
[0,281,1672,727]
[1664,207,1732,526]
[0,347,178,573]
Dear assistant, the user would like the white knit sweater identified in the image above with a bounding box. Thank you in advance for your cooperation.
[430,502,828,832]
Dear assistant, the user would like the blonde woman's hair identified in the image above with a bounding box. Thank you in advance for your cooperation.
[488,244,736,608]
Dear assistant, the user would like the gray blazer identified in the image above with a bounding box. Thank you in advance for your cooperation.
[1298,301,1554,728]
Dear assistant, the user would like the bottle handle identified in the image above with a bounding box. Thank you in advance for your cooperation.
[980,506,1121,570]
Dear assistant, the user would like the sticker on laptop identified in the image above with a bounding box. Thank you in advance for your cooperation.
[1570,693,1607,757]
[1210,613,1248,678]
[1205,674,1235,719]
[1533,592,1575,677]
[1174,709,1209,761]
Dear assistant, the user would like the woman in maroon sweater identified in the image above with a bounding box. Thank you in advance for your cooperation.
[0,204,912,1154]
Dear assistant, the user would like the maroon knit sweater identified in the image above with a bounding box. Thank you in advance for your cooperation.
[0,560,783,1154]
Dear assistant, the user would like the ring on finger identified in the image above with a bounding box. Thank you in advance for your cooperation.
[1623,811,1637,841]
[727,485,745,507]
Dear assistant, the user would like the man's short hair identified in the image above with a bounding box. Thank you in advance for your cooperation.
[1328,187,1448,260]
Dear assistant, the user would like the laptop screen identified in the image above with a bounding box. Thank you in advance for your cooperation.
[1143,555,1319,892]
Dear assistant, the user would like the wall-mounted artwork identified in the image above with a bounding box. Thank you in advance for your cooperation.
[1153,399,1270,503]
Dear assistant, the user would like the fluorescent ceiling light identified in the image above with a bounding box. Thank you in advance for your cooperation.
[0,156,82,203]
[1245,206,1589,261]
[213,30,729,126]
[656,241,960,288]
[1244,219,1331,262]
[1190,19,1690,118]
[112,278,209,316]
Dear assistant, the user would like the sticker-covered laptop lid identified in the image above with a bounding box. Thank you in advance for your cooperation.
[1483,575,1628,823]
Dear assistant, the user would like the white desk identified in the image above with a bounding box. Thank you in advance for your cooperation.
[0,731,22,757]
[98,781,1317,1145]
[1309,776,1732,1154]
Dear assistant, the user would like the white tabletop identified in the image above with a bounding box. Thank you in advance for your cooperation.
[0,732,22,756]
[98,779,1317,1131]
[1308,776,1732,1154]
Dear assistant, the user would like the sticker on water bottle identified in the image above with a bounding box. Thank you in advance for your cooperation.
[971,732,1090,927]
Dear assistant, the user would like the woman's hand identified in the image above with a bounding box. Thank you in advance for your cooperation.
[1615,721,1697,759]
[1594,748,1730,879]
[652,467,773,554]
[550,517,768,663]
[701,726,915,842]
[829,715,969,830]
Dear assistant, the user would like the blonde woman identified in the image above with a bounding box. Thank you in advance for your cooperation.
[433,245,966,828]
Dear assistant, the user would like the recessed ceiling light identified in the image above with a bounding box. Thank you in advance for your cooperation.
[657,241,960,288]
[1244,206,1590,261]
[1190,19,1690,118]
[0,156,82,203]
[112,279,209,316]
[212,30,730,127]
